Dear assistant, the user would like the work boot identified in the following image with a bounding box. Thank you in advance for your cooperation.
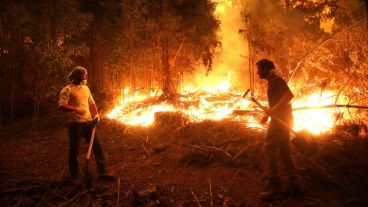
[97,166,115,182]
[283,176,303,198]
[260,177,283,202]
[68,173,82,186]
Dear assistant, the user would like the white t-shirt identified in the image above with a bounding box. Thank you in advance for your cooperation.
[58,84,96,123]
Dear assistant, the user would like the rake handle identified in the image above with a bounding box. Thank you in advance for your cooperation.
[86,127,96,160]
[250,97,296,134]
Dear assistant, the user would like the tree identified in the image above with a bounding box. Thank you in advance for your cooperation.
[144,0,220,99]
[0,0,91,121]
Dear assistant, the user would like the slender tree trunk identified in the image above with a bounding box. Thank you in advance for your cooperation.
[0,71,3,127]
[160,0,174,98]
[90,29,98,91]
[145,61,149,94]
[113,68,116,107]
[33,67,41,119]
[162,37,171,95]
[366,0,368,31]
[10,67,16,121]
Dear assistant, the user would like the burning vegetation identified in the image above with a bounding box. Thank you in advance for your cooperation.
[1,0,368,206]
[106,86,368,136]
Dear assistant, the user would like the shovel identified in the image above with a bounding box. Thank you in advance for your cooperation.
[249,96,318,157]
[83,117,99,188]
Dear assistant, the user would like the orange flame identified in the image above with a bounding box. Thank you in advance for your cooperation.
[292,91,349,134]
[107,85,354,135]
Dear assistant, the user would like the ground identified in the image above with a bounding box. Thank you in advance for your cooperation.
[1,113,368,207]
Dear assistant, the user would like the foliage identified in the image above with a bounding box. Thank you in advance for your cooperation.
[0,0,91,119]
[0,0,220,119]
[242,0,367,102]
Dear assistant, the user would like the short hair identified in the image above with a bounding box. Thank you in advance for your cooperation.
[256,59,275,73]
[68,66,87,82]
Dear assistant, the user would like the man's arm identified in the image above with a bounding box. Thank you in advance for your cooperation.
[269,90,293,115]
[59,104,78,112]
[89,102,99,118]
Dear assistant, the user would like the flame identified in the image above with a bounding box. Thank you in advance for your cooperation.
[106,1,355,135]
[107,86,355,135]
[107,83,256,127]
[292,91,349,134]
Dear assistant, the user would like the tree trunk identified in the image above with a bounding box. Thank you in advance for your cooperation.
[10,67,16,121]
[90,29,99,91]
[33,67,41,119]
[160,0,175,100]
[161,37,171,96]
[0,70,3,127]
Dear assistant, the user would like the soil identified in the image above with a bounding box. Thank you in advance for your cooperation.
[1,113,368,207]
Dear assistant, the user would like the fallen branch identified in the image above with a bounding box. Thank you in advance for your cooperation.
[293,104,368,111]
[57,190,88,207]
[204,146,233,158]
[232,141,261,161]
[190,187,202,207]
[0,185,43,194]
[185,144,212,152]
[143,143,150,157]
[232,109,262,115]
[185,144,232,158]
[59,167,66,179]
[234,104,368,114]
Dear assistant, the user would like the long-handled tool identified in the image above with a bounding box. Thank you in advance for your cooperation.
[248,94,318,157]
[83,117,99,188]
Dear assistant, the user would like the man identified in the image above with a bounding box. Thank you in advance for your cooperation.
[254,59,300,201]
[59,66,107,180]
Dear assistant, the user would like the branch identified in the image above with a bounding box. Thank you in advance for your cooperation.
[190,187,202,207]
[288,17,367,83]
[169,37,186,67]
[57,190,88,207]
[185,144,232,158]
[293,104,368,111]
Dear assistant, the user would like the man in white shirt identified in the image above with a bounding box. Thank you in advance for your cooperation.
[59,66,106,179]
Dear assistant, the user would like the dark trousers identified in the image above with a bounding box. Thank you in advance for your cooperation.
[68,122,105,177]
[264,120,296,180]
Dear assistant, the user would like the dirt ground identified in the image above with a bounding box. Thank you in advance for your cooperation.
[1,113,368,207]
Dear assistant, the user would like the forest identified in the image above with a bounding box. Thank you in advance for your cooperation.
[1,0,368,206]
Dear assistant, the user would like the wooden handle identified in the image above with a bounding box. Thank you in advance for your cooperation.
[250,97,295,133]
[86,127,96,160]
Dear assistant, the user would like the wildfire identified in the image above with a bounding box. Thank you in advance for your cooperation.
[292,91,349,134]
[107,83,255,127]
[107,85,354,135]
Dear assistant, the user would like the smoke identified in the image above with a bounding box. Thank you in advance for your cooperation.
[183,0,249,92]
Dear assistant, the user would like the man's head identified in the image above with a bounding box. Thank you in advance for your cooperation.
[68,66,88,84]
[256,59,275,79]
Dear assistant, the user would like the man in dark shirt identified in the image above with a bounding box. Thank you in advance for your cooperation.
[255,59,300,201]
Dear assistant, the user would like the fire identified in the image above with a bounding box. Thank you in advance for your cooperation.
[107,86,354,135]
[107,83,255,127]
[292,91,349,134]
